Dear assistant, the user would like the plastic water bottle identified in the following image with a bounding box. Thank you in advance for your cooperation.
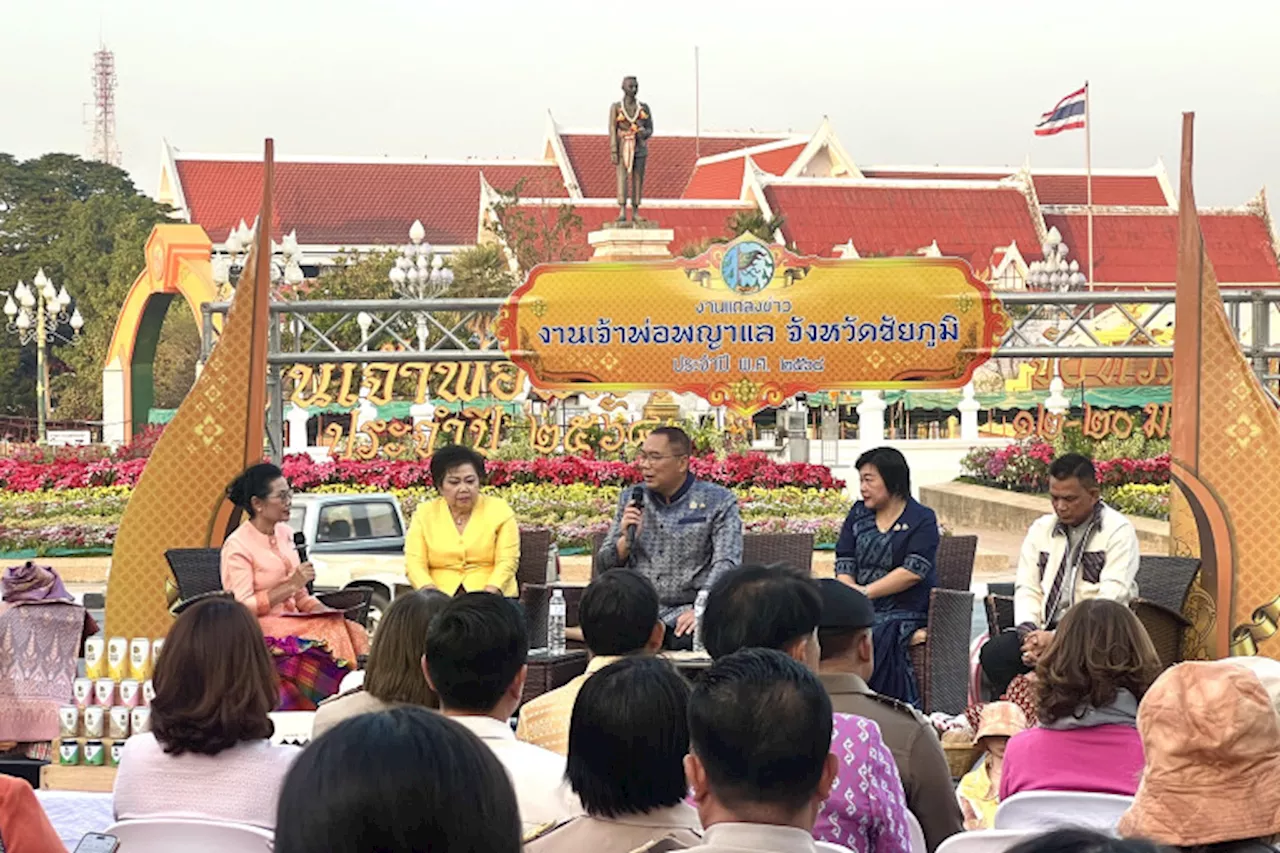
[548,589,567,655]
[692,589,709,655]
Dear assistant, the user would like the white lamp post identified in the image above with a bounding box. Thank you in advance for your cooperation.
[2,268,84,443]
[389,220,453,351]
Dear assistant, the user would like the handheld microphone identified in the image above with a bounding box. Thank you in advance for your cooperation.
[625,485,645,560]
[293,531,314,594]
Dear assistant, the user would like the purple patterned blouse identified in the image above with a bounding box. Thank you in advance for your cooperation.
[814,712,912,853]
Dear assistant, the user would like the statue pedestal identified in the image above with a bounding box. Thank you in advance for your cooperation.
[587,226,675,262]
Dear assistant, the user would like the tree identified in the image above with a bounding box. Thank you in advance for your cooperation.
[284,249,396,353]
[486,177,585,275]
[0,154,173,422]
[677,208,789,258]
[446,243,518,298]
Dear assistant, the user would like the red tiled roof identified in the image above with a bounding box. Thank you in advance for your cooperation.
[176,159,566,246]
[682,143,809,199]
[860,169,1170,207]
[1044,212,1280,284]
[503,202,756,260]
[559,134,788,199]
[763,182,1042,270]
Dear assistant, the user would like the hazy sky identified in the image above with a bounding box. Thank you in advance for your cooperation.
[3,0,1278,217]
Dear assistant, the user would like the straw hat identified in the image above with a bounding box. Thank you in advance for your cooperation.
[1118,661,1280,846]
[973,701,1027,746]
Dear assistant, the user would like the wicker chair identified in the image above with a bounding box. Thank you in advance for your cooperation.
[909,588,976,714]
[590,530,610,580]
[163,547,372,629]
[164,549,224,600]
[936,535,978,591]
[1131,556,1200,669]
[516,529,553,591]
[742,533,815,574]
[985,593,1015,637]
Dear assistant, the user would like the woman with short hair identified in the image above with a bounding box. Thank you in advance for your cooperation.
[1001,598,1162,798]
[833,446,940,707]
[525,656,701,852]
[111,597,299,829]
[312,588,450,738]
[276,706,522,853]
[405,445,521,596]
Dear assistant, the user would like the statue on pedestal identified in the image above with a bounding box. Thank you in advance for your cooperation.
[610,76,653,226]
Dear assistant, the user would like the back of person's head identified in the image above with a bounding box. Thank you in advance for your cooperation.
[425,592,528,713]
[225,462,284,518]
[1007,829,1165,853]
[702,565,821,663]
[1036,598,1162,725]
[687,648,834,818]
[150,597,277,756]
[567,656,691,818]
[275,706,521,853]
[1118,660,1280,848]
[364,588,451,708]
[579,570,661,657]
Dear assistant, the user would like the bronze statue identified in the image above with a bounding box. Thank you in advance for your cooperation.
[609,76,653,225]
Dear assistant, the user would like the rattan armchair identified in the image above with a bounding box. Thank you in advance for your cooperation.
[909,588,976,714]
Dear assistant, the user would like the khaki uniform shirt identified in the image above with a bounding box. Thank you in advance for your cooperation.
[819,671,963,852]
[525,803,702,853]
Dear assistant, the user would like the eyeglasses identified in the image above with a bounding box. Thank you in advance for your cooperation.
[270,489,294,503]
[634,451,688,463]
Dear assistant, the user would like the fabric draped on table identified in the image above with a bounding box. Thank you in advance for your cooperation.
[0,601,85,741]
[266,637,347,711]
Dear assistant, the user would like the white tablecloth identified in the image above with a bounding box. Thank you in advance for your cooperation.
[36,789,114,851]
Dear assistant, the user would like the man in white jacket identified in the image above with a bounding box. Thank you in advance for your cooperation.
[980,454,1140,697]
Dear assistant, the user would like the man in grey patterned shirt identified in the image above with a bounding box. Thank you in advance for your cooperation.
[597,427,743,649]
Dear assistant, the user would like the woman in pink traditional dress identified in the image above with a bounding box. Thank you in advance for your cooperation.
[221,463,370,709]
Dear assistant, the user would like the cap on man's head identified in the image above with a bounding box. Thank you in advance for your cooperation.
[817,579,874,631]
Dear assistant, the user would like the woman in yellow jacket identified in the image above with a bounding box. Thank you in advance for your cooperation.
[405,445,520,597]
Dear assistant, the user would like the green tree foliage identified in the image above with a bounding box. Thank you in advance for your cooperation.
[677,208,788,258]
[0,154,173,421]
[283,249,396,353]
[486,177,585,275]
[445,243,518,298]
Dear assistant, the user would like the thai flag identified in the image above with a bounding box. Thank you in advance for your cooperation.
[1035,86,1087,136]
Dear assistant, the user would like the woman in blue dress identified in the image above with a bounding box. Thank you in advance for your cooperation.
[834,446,940,708]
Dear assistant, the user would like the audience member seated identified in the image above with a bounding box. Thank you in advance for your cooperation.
[682,648,840,853]
[1007,829,1164,853]
[0,775,64,852]
[702,566,909,853]
[833,447,940,707]
[517,569,664,754]
[526,656,702,852]
[313,588,450,738]
[112,597,299,829]
[275,706,522,853]
[221,462,371,709]
[424,592,582,836]
[405,445,521,596]
[981,454,1140,699]
[1118,660,1280,853]
[1001,599,1160,799]
[956,701,1028,830]
[817,579,961,850]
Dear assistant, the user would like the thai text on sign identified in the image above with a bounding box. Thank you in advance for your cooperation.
[496,235,1009,415]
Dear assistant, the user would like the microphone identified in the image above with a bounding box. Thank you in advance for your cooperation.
[625,485,645,561]
[293,531,314,594]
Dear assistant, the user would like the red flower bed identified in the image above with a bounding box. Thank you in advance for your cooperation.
[961,439,1169,491]
[0,450,844,494]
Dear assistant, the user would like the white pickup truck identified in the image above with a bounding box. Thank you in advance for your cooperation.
[287,493,412,632]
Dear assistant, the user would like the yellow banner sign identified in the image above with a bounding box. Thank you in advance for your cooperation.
[497,236,1009,415]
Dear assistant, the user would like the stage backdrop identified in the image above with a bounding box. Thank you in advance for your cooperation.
[104,142,275,639]
[1169,114,1280,659]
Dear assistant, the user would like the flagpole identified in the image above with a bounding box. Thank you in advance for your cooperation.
[1085,80,1094,290]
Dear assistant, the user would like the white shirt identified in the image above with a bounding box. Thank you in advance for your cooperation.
[449,715,583,835]
[112,733,299,830]
[683,823,832,853]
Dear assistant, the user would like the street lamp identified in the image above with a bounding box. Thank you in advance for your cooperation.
[212,220,306,297]
[1026,226,1087,293]
[388,220,454,351]
[2,268,84,443]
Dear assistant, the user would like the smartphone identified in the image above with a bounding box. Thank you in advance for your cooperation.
[74,833,119,853]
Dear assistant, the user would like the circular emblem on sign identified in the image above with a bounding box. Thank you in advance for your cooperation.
[720,241,775,295]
